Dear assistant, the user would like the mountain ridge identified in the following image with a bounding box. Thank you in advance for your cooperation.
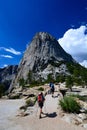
[0,65,18,91]
[9,32,76,92]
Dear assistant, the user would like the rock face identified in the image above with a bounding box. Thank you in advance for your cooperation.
[9,32,75,91]
[0,65,18,90]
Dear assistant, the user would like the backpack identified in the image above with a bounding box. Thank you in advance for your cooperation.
[38,94,43,102]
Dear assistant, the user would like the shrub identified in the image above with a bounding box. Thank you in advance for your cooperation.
[34,96,37,104]
[70,94,87,102]
[26,97,37,107]
[38,87,44,91]
[27,70,33,84]
[56,75,66,83]
[19,78,25,87]
[59,96,81,113]
[0,84,5,98]
[20,105,27,111]
[26,99,33,106]
[66,76,74,91]
[46,74,54,83]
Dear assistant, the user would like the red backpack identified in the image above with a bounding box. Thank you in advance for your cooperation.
[38,94,43,102]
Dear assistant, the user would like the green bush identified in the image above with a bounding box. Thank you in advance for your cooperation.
[56,75,66,83]
[34,96,37,104]
[19,78,25,87]
[38,87,44,91]
[70,94,87,102]
[59,96,81,113]
[26,99,33,106]
[66,62,87,86]
[66,76,74,91]
[0,84,5,98]
[26,97,37,107]
[46,74,54,83]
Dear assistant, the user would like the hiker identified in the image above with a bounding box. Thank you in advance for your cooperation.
[49,82,55,97]
[37,92,45,119]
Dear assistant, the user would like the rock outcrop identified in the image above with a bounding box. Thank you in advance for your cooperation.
[9,32,75,92]
[0,65,18,90]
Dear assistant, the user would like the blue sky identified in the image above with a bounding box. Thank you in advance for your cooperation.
[0,0,87,68]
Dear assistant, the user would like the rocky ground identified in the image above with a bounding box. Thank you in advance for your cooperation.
[0,86,87,130]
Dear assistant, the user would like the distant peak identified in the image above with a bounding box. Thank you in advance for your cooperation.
[33,32,56,41]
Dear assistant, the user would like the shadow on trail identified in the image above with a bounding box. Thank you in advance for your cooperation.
[47,112,57,118]
[53,95,58,98]
[41,112,57,119]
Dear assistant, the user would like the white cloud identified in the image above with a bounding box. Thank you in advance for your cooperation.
[2,64,8,68]
[0,47,21,55]
[0,55,13,58]
[80,60,87,68]
[58,25,87,67]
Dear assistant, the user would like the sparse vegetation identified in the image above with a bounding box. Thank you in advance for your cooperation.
[59,96,81,113]
[27,70,33,84]
[66,76,74,91]
[18,62,87,89]
[0,84,5,98]
[56,75,66,83]
[29,81,44,87]
[66,62,87,86]
[46,74,54,83]
[69,94,87,102]
[19,78,25,88]
[37,87,44,91]
[26,98,33,106]
[26,97,37,107]
[49,59,65,67]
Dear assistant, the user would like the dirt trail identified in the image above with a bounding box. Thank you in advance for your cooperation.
[0,92,86,130]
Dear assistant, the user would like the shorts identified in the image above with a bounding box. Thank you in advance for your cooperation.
[38,102,43,109]
[51,88,54,93]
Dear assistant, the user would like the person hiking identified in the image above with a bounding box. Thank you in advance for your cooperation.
[37,92,45,119]
[49,82,55,97]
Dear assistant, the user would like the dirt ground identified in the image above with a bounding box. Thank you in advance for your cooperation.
[0,92,86,130]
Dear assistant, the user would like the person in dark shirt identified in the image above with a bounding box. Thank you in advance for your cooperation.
[49,82,55,97]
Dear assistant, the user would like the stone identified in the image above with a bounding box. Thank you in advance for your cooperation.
[0,65,18,91]
[82,124,87,128]
[78,113,87,120]
[9,32,74,92]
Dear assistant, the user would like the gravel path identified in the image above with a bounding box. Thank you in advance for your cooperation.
[0,92,86,130]
[0,99,25,130]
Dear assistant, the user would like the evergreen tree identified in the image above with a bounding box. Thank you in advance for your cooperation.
[66,76,73,91]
